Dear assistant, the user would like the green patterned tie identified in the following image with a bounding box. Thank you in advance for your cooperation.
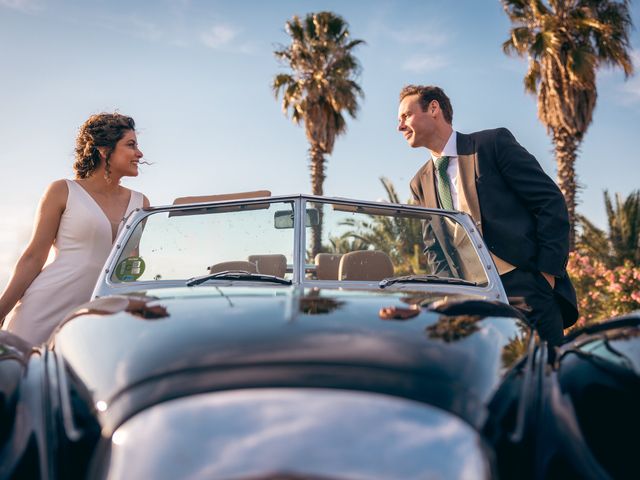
[434,156,454,210]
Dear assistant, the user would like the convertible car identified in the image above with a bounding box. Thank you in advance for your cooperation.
[1,193,638,479]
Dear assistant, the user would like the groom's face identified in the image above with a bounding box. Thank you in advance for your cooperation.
[397,94,435,149]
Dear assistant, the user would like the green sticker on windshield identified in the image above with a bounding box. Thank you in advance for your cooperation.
[115,256,146,282]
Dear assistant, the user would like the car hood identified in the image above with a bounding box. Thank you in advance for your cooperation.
[102,388,493,480]
[52,286,528,431]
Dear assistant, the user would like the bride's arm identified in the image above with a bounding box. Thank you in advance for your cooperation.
[0,180,68,323]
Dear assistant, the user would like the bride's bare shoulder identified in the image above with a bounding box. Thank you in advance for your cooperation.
[122,187,149,208]
[41,179,71,210]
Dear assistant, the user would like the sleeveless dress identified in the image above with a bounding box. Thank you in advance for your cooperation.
[2,180,144,345]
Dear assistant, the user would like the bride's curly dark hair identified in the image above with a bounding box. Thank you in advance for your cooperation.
[73,113,136,180]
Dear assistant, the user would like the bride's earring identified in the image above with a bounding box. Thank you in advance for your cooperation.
[104,157,112,184]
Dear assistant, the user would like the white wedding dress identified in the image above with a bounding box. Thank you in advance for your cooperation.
[2,179,143,344]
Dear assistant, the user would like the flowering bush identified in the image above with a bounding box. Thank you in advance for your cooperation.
[566,251,640,330]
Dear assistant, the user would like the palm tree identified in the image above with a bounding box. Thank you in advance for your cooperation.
[326,235,369,254]
[502,0,634,249]
[273,11,364,256]
[577,189,640,267]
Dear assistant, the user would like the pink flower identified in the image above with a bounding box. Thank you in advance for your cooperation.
[608,283,623,293]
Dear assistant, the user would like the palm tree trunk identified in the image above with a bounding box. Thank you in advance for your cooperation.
[553,129,579,251]
[309,145,326,257]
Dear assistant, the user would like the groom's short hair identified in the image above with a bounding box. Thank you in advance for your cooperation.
[399,85,453,124]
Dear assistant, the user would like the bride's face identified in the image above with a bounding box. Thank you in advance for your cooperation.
[109,130,143,177]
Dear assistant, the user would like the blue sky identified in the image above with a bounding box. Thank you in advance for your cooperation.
[1,0,639,288]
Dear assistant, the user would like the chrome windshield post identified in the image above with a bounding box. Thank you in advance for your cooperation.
[293,196,305,285]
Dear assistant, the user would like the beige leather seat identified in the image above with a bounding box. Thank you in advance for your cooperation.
[247,254,287,278]
[208,260,257,274]
[315,253,343,280]
[338,250,394,281]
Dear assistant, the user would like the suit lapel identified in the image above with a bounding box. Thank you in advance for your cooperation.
[458,155,482,230]
[422,161,439,209]
[456,132,483,234]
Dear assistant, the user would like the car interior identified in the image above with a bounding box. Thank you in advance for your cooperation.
[207,250,396,282]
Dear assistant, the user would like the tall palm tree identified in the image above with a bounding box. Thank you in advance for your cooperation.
[273,11,364,256]
[502,0,634,249]
[577,189,640,267]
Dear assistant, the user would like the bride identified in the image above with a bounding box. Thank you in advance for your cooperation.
[0,113,149,344]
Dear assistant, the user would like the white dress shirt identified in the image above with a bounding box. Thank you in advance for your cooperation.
[429,130,460,209]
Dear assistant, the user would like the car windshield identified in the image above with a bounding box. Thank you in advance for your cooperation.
[110,200,295,283]
[109,197,488,287]
[305,199,488,286]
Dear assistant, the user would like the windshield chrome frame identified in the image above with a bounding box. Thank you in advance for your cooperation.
[92,194,507,303]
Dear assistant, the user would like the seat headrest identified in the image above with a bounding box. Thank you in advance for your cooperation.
[247,254,287,278]
[338,250,394,281]
[208,260,257,274]
[314,253,343,280]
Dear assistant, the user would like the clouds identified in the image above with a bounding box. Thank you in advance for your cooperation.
[119,16,254,53]
[200,24,237,49]
[101,14,254,53]
[366,18,453,73]
[200,23,254,53]
[388,28,449,49]
[393,27,451,73]
[1,0,253,54]
[402,54,449,73]
[0,0,43,13]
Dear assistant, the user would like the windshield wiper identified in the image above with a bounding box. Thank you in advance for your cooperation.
[379,274,478,289]
[186,270,292,287]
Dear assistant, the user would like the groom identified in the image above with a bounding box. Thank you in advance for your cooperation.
[397,84,577,345]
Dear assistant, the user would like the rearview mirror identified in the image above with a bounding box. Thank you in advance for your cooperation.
[274,209,319,229]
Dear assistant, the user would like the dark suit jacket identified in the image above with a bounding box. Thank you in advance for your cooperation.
[410,128,578,327]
